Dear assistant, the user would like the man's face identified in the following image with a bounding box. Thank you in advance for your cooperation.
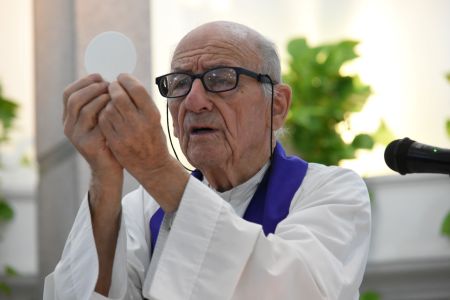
[168,26,272,173]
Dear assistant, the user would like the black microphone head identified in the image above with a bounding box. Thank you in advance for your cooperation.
[384,139,400,172]
[384,138,415,175]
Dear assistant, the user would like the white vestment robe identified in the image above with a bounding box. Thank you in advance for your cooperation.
[43,163,371,300]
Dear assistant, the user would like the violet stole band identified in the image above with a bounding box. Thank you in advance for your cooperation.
[149,142,308,254]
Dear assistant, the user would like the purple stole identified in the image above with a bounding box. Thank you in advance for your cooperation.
[149,142,308,254]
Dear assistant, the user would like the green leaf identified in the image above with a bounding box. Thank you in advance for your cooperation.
[319,40,359,75]
[0,282,12,296]
[446,72,450,83]
[446,119,450,139]
[0,199,14,221]
[373,119,396,145]
[0,88,19,141]
[360,291,381,300]
[4,265,18,277]
[333,40,359,70]
[287,38,309,57]
[336,40,359,61]
[352,133,375,150]
[441,211,450,237]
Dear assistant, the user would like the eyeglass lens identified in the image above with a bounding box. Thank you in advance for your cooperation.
[161,67,238,98]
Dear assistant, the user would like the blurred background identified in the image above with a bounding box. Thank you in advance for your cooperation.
[0,0,449,299]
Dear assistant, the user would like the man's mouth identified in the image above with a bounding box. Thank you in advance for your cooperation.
[190,126,217,135]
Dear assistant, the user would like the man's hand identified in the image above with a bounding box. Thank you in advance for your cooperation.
[63,74,123,184]
[98,74,189,212]
[98,74,169,180]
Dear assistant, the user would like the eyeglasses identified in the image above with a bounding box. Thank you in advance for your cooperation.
[155,66,274,98]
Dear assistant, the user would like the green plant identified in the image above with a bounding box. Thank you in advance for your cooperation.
[360,291,381,300]
[441,73,450,238]
[442,213,450,237]
[441,72,450,238]
[0,266,18,295]
[443,120,450,237]
[0,200,14,223]
[282,38,388,165]
[0,84,18,143]
[0,82,19,296]
[0,83,17,224]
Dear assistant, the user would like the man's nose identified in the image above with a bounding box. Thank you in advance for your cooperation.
[183,79,213,113]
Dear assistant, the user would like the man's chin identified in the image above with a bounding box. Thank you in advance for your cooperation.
[187,146,224,169]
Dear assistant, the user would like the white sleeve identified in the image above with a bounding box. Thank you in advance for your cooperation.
[43,188,151,300]
[148,166,371,300]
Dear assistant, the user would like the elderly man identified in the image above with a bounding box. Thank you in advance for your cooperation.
[44,21,371,299]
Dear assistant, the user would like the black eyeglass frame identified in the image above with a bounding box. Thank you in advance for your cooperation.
[155,66,275,98]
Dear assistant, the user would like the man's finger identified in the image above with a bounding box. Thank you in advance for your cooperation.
[65,82,109,128]
[117,73,158,113]
[63,74,104,111]
[77,93,111,132]
[108,81,137,119]
[98,104,120,140]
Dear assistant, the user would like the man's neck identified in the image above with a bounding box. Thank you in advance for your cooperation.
[200,159,269,192]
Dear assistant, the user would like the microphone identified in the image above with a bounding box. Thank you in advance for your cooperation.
[384,138,450,175]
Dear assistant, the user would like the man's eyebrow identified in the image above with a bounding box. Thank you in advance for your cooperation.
[203,61,237,69]
[171,61,237,73]
[171,67,190,73]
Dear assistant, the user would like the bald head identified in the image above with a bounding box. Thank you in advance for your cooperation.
[178,21,255,46]
[172,21,281,83]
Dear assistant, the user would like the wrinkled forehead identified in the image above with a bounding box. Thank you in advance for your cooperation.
[171,24,260,72]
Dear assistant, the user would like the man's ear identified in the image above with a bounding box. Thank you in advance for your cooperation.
[272,84,292,130]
